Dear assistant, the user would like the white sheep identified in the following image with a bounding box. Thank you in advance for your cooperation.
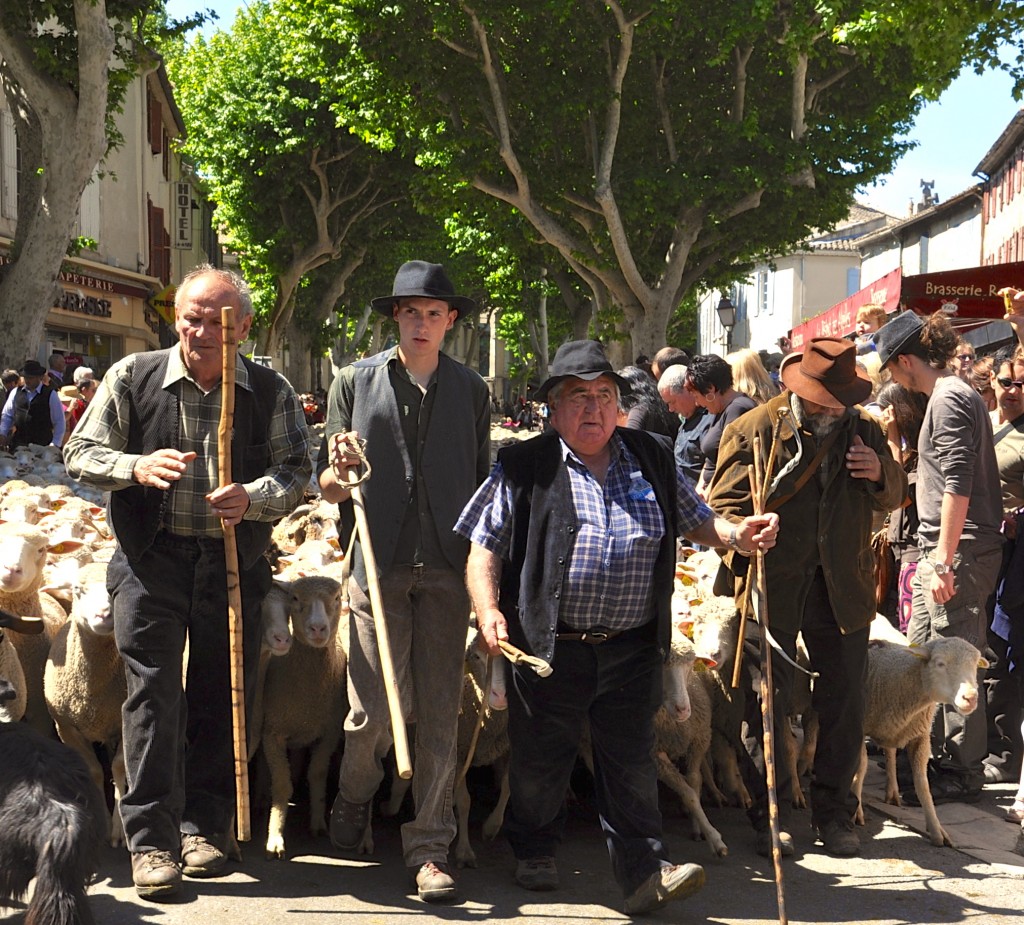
[43,560,128,846]
[247,581,297,761]
[853,637,989,847]
[275,539,345,580]
[0,521,73,736]
[271,500,339,553]
[261,575,348,859]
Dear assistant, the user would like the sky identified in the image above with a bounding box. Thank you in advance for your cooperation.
[165,0,1021,220]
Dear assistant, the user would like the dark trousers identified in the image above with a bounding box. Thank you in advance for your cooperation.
[741,568,869,830]
[504,624,671,897]
[109,532,269,854]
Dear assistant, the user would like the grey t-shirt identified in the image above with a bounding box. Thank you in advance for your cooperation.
[916,374,1002,547]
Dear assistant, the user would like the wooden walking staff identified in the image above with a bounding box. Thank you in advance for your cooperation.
[332,433,413,780]
[218,304,251,843]
[750,432,788,925]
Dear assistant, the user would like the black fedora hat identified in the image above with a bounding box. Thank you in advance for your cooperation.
[779,337,871,409]
[370,260,476,320]
[534,340,631,402]
[874,310,923,368]
[21,360,46,377]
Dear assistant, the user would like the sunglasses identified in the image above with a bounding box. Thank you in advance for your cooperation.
[997,377,1024,389]
[957,353,975,362]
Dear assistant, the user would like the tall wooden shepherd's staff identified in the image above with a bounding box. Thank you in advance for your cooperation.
[331,433,413,780]
[218,305,250,842]
[751,432,787,925]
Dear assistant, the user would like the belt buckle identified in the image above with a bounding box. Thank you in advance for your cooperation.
[584,629,610,644]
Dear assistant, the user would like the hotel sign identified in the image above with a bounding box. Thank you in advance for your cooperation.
[174,181,193,250]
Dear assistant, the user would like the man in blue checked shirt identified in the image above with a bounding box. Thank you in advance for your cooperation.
[455,340,778,916]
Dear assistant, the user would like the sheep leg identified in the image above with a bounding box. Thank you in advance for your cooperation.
[781,720,807,809]
[111,740,127,848]
[306,732,340,837]
[655,750,727,858]
[52,719,105,797]
[883,746,900,805]
[381,768,412,818]
[700,754,729,807]
[710,736,751,808]
[797,709,818,777]
[482,755,510,841]
[907,733,951,847]
[263,734,293,859]
[853,743,868,826]
[453,772,477,868]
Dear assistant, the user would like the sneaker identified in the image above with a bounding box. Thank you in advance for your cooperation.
[1005,799,1024,823]
[515,856,559,891]
[131,849,182,899]
[816,819,859,857]
[622,863,705,915]
[755,829,794,858]
[902,774,982,807]
[412,860,459,903]
[983,763,1019,784]
[180,833,228,877]
[329,796,370,851]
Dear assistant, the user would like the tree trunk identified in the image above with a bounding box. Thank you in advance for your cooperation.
[0,1,115,369]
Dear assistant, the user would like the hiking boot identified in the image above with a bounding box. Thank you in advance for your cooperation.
[181,833,228,877]
[411,860,459,903]
[816,819,859,857]
[623,863,705,915]
[515,856,559,891]
[755,829,795,858]
[329,796,370,851]
[131,849,182,899]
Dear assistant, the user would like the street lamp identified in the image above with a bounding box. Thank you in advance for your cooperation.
[716,294,736,352]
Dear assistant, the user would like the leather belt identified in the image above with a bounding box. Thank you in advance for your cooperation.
[555,626,623,645]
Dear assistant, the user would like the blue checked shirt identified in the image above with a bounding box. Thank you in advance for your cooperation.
[456,434,713,631]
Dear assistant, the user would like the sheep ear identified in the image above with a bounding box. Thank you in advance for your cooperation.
[697,655,718,670]
[48,539,85,554]
[907,644,929,660]
[676,619,695,638]
[978,657,990,669]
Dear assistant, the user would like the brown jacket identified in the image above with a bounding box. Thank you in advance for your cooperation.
[707,392,907,635]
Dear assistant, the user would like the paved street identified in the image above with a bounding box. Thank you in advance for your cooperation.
[3,762,1023,925]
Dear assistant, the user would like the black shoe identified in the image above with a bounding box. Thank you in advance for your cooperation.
[329,795,371,851]
[902,774,982,807]
[816,819,859,857]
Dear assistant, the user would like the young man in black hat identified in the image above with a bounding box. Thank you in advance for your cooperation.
[0,359,66,449]
[875,310,1003,804]
[318,260,490,903]
[708,338,906,857]
[456,339,778,915]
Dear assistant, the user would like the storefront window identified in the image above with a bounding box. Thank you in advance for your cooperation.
[45,327,122,378]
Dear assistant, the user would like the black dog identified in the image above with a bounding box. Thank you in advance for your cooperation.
[0,720,106,925]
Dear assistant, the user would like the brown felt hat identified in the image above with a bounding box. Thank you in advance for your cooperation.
[779,337,871,410]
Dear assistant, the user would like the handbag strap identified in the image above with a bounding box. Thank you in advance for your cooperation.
[764,425,843,514]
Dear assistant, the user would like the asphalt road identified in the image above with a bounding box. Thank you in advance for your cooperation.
[2,763,1023,925]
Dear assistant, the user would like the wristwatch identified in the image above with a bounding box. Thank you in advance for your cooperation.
[932,561,954,577]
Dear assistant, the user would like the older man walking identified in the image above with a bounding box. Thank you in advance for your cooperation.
[456,340,778,914]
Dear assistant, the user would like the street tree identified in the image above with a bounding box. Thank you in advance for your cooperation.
[310,0,1024,355]
[0,0,196,369]
[166,0,412,361]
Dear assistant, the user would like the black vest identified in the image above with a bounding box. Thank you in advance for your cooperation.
[107,349,278,569]
[496,428,680,662]
[12,386,55,448]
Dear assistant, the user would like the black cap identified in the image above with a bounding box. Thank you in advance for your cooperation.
[534,340,630,402]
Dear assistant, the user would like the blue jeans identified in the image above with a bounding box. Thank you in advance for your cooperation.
[504,623,672,897]
[909,538,1004,784]
[110,532,269,853]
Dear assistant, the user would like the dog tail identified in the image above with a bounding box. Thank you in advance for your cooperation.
[24,799,98,925]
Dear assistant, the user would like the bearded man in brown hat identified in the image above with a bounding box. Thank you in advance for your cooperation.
[708,337,907,858]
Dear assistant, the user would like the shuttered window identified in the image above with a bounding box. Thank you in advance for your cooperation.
[1,110,18,220]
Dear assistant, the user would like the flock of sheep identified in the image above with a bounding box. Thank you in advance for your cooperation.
[0,440,992,925]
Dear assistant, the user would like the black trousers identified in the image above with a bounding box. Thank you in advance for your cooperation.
[503,623,673,897]
[109,532,269,854]
[741,568,869,830]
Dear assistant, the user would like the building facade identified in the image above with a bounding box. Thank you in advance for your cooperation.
[0,64,218,377]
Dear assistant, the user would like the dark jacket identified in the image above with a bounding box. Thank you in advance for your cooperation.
[341,348,490,585]
[11,385,55,448]
[708,392,907,635]
[107,349,278,569]
[496,428,679,662]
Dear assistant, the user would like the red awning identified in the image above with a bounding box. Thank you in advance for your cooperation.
[789,268,901,350]
[900,261,1024,325]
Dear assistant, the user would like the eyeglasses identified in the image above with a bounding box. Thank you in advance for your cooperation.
[997,377,1024,389]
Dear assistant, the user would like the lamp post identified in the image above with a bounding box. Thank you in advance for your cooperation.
[716,294,736,353]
